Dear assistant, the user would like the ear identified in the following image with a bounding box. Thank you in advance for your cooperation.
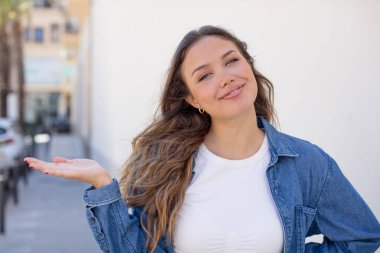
[185,95,201,110]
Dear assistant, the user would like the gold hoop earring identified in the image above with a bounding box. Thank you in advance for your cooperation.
[199,108,205,114]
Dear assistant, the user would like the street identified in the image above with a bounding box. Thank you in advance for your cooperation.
[0,134,101,253]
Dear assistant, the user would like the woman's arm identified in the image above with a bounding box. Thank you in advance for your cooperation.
[84,179,169,253]
[24,157,169,253]
[305,155,380,253]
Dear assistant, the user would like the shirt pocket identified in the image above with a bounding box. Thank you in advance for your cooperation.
[295,205,317,253]
[86,207,111,253]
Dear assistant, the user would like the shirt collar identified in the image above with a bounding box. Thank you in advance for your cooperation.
[257,116,299,166]
[192,116,299,170]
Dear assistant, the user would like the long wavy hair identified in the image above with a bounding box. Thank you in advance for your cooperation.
[119,25,277,252]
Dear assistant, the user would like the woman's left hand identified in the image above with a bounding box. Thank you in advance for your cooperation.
[24,156,113,188]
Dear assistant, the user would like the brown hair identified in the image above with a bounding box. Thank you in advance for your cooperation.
[119,25,277,251]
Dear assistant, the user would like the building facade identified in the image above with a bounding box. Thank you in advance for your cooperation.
[23,0,89,134]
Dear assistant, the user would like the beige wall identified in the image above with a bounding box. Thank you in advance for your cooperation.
[23,7,66,92]
[24,8,65,53]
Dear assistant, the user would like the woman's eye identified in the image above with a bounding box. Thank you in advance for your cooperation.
[198,73,211,82]
[226,57,239,65]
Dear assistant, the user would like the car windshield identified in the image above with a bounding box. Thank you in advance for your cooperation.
[0,127,6,135]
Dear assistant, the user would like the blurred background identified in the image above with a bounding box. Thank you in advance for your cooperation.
[0,0,379,252]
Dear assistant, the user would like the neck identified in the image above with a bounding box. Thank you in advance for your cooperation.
[204,107,265,160]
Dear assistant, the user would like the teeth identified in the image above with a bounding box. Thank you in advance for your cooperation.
[230,89,239,95]
[225,87,240,97]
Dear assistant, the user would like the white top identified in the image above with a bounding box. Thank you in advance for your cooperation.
[173,135,284,253]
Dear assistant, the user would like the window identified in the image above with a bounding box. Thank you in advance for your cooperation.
[51,24,59,42]
[65,17,80,34]
[24,28,31,42]
[33,0,52,8]
[34,28,44,43]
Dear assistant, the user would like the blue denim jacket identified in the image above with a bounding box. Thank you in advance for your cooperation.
[83,117,380,253]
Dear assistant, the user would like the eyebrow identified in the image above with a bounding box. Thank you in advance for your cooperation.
[191,49,236,76]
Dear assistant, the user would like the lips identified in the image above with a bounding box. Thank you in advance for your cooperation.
[219,84,245,99]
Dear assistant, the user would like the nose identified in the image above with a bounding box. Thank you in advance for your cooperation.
[219,70,235,87]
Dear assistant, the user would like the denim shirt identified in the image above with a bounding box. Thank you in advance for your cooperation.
[83,117,380,253]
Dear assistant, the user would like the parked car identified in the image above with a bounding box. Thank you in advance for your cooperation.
[0,149,11,171]
[0,149,9,234]
[51,117,71,133]
[0,118,26,167]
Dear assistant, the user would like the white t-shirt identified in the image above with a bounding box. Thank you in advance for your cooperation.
[173,135,284,253]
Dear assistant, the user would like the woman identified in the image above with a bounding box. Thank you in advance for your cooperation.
[24,25,380,253]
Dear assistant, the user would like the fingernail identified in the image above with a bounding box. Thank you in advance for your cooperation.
[44,171,49,175]
[24,160,29,165]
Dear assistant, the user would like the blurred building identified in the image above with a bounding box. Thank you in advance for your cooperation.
[63,0,91,145]
[22,0,89,134]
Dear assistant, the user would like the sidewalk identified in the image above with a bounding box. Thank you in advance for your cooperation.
[0,134,101,253]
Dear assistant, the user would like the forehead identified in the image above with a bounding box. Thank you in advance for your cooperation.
[182,36,239,69]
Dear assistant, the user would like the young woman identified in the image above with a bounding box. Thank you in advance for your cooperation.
[24,25,380,253]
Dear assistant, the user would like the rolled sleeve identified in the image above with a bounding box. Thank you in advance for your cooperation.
[84,179,121,207]
[83,179,171,252]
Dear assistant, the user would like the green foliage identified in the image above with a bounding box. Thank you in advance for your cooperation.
[0,0,30,27]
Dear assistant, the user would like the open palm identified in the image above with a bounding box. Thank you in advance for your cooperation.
[24,156,112,188]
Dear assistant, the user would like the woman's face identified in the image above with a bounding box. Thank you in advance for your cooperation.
[181,35,258,122]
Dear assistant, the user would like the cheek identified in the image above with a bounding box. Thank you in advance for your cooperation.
[186,86,208,108]
[244,70,258,101]
[192,83,215,100]
[251,78,258,97]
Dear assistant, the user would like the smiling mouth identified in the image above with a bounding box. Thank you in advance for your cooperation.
[220,84,245,99]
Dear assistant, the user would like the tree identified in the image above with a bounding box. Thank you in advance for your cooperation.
[9,0,30,130]
[0,0,11,117]
[0,0,30,129]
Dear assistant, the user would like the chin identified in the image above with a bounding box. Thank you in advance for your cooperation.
[213,104,256,121]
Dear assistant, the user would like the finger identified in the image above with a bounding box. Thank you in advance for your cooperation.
[52,156,72,164]
[44,168,71,178]
[29,161,61,172]
[24,157,44,164]
[28,163,44,172]
[44,168,85,182]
